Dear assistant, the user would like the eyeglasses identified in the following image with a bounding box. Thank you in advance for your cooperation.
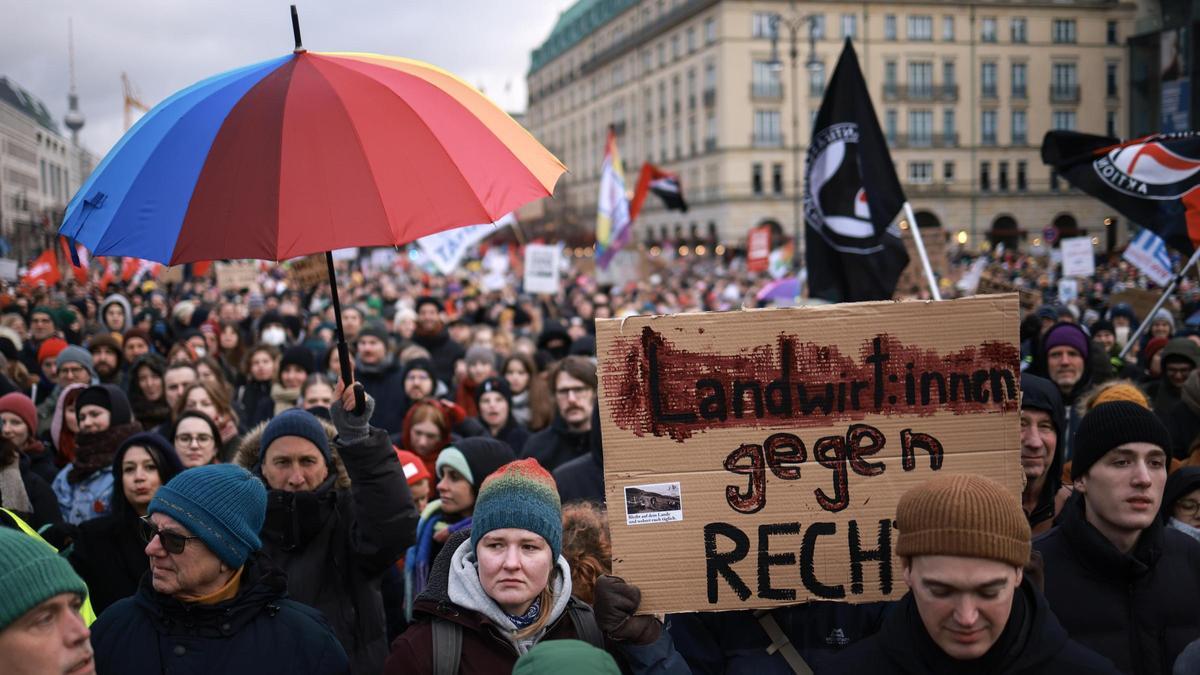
[58,365,87,377]
[175,433,214,447]
[555,385,592,399]
[1175,499,1200,518]
[138,516,201,554]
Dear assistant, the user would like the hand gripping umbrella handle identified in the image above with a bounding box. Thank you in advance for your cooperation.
[327,251,365,416]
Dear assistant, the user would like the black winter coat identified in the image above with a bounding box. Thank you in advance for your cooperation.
[238,379,274,429]
[820,578,1118,674]
[91,554,349,674]
[1034,494,1200,675]
[488,414,530,455]
[553,410,605,504]
[1020,374,1066,531]
[1165,398,1200,459]
[522,414,592,472]
[69,514,147,614]
[356,357,408,435]
[239,425,416,675]
[411,328,465,389]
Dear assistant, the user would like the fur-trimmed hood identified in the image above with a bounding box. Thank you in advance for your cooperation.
[234,416,351,490]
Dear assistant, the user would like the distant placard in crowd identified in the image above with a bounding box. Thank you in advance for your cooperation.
[158,265,185,285]
[215,261,260,291]
[524,243,561,295]
[0,258,18,282]
[595,295,1022,614]
[416,215,511,276]
[975,275,1039,312]
[1122,229,1173,287]
[286,255,330,288]
[1060,236,1096,278]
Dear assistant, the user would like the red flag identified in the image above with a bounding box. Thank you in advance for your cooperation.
[630,163,688,222]
[121,257,139,282]
[22,249,61,288]
[98,261,116,293]
[747,225,771,273]
[59,237,90,284]
[192,260,213,278]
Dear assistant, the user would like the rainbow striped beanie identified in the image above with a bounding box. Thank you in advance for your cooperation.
[470,458,562,559]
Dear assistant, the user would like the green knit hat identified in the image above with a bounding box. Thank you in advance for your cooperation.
[471,458,562,559]
[513,639,620,674]
[0,528,88,630]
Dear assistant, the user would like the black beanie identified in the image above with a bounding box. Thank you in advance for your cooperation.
[435,436,516,491]
[1072,401,1173,480]
[279,345,315,374]
[475,376,513,410]
[356,323,390,345]
[76,384,133,426]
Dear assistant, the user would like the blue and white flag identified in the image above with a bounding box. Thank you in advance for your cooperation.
[1122,228,1173,286]
[415,212,515,275]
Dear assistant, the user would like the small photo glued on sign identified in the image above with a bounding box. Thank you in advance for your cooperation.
[624,482,683,525]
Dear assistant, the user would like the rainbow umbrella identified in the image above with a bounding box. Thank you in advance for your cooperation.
[59,6,564,409]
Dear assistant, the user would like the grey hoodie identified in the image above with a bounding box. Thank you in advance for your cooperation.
[101,294,133,332]
[446,537,574,656]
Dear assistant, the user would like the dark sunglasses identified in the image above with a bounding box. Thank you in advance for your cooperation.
[139,516,201,554]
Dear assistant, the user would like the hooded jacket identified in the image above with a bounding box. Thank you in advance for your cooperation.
[357,354,408,435]
[1145,338,1200,418]
[387,529,594,674]
[67,432,183,613]
[236,417,416,675]
[100,294,133,333]
[91,553,349,675]
[820,577,1118,674]
[1030,322,1099,460]
[1034,493,1200,675]
[1020,374,1066,534]
[126,353,171,430]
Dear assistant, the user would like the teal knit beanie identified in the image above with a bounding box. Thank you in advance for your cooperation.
[471,458,562,559]
[0,528,88,630]
[149,464,267,568]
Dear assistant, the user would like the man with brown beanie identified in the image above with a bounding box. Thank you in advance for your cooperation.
[1035,401,1200,675]
[823,473,1117,674]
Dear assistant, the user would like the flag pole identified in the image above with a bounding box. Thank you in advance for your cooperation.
[902,201,942,301]
[1118,245,1200,359]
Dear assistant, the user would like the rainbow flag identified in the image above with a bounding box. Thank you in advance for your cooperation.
[595,128,631,269]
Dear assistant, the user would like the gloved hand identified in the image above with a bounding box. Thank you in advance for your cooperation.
[592,575,662,645]
[331,381,375,445]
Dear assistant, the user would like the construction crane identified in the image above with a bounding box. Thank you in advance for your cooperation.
[122,72,149,131]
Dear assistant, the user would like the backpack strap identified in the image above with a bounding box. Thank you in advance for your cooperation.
[567,601,605,649]
[753,609,813,675]
[431,618,463,675]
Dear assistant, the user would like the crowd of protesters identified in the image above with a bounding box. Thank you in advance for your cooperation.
[0,245,1198,674]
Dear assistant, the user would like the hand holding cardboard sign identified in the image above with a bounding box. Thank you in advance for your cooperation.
[592,575,662,645]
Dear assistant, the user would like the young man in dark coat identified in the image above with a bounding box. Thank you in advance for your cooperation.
[1020,373,1066,535]
[522,356,596,472]
[823,473,1117,675]
[353,323,407,435]
[1035,401,1200,675]
[90,464,349,674]
[237,384,416,675]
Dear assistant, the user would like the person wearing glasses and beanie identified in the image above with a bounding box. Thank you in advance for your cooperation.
[823,473,1117,674]
[89,463,348,674]
[0,527,95,675]
[236,381,414,675]
[387,458,604,674]
[1035,401,1200,675]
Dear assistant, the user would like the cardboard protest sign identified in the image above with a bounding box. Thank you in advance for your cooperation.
[596,295,1021,614]
[1060,236,1096,277]
[215,261,259,291]
[286,255,330,287]
[976,275,1039,313]
[1108,288,1162,322]
[158,265,185,285]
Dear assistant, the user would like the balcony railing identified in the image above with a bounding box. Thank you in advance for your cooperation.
[883,83,959,102]
[750,82,783,100]
[752,134,785,148]
[1050,84,1080,103]
[890,133,959,149]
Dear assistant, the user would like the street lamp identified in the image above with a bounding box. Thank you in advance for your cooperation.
[768,2,821,273]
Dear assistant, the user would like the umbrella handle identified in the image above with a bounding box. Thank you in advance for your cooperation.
[327,251,366,416]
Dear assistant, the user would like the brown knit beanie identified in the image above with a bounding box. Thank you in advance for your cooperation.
[896,473,1030,568]
[1090,382,1150,410]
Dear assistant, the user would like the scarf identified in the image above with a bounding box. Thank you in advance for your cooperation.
[261,472,338,551]
[1169,517,1200,543]
[130,397,172,429]
[270,383,301,416]
[68,423,141,484]
[0,462,32,514]
[508,595,542,630]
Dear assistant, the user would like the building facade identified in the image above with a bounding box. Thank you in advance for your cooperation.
[525,0,1137,253]
[0,77,95,262]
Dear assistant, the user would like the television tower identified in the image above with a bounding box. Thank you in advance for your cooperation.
[63,18,85,144]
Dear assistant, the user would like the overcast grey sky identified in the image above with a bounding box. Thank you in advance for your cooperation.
[2,0,573,157]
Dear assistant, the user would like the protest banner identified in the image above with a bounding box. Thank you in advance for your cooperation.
[1057,278,1079,305]
[215,261,259,291]
[286,255,330,287]
[1108,288,1162,322]
[1122,229,1173,287]
[0,258,18,282]
[158,265,184,285]
[747,225,771,273]
[524,243,561,294]
[975,275,1039,312]
[1060,236,1095,277]
[596,295,1021,613]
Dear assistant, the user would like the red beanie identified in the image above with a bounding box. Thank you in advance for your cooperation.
[395,449,432,486]
[37,337,69,365]
[0,392,37,432]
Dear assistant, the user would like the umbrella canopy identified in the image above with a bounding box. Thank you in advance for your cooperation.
[59,51,565,265]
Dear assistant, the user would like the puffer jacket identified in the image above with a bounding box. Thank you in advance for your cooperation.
[1034,493,1200,675]
[237,418,415,675]
[91,553,348,674]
